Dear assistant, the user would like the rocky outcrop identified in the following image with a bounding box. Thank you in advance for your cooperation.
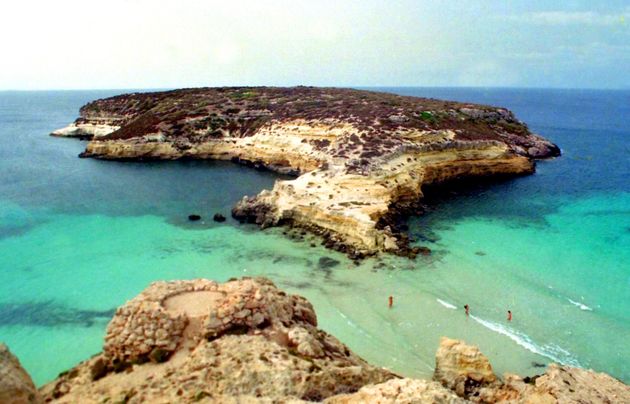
[52,87,560,258]
[326,378,465,403]
[39,277,395,403]
[3,278,628,403]
[0,344,42,404]
[434,337,497,397]
[433,337,630,403]
[50,122,120,139]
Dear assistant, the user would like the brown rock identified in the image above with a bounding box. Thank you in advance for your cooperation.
[39,277,395,403]
[0,344,42,404]
[433,337,497,397]
[326,378,466,403]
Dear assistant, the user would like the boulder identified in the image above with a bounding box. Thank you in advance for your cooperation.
[0,344,42,404]
[188,214,201,221]
[433,337,497,397]
[212,213,226,222]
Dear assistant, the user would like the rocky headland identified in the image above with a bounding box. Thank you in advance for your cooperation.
[51,87,560,259]
[2,277,627,403]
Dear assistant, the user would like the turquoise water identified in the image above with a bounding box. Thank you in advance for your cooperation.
[0,89,628,386]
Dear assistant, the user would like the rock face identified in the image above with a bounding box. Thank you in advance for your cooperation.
[326,378,465,403]
[433,337,630,403]
[434,337,497,397]
[0,344,42,404]
[40,277,396,403]
[52,87,560,258]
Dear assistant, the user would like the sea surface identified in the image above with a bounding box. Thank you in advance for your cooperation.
[0,88,628,386]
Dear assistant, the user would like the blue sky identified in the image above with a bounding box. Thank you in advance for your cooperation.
[1,0,628,89]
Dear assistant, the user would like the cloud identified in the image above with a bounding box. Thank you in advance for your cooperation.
[502,10,628,26]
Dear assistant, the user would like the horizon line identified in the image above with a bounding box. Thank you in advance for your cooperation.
[1,85,628,92]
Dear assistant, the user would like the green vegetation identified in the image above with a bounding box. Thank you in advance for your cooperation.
[84,87,530,145]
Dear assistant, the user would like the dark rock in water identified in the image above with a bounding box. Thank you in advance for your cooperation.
[418,246,432,256]
[213,213,226,222]
[475,251,486,256]
[318,257,340,270]
[188,214,201,221]
[532,361,546,368]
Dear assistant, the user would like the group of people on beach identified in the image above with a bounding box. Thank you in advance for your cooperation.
[388,296,513,321]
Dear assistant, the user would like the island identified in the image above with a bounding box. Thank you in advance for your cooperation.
[52,87,560,258]
[2,277,628,403]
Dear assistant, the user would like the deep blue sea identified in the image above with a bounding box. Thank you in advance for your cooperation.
[0,88,628,385]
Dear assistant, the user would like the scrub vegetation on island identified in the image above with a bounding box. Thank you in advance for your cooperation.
[52,87,560,259]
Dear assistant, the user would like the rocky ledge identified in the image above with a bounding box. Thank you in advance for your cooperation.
[2,277,627,403]
[52,87,560,258]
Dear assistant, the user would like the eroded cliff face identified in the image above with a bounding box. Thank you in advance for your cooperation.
[2,278,627,403]
[52,87,560,257]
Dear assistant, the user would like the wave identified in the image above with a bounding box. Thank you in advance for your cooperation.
[335,308,374,340]
[567,298,593,311]
[436,298,457,310]
[470,315,581,367]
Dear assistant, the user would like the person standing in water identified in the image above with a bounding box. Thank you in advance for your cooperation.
[388,296,393,308]
[507,310,512,321]
[464,304,469,316]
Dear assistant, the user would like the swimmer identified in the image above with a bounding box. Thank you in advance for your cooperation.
[507,310,512,321]
[388,296,393,308]
[464,304,469,316]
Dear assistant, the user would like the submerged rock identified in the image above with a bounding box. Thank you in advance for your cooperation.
[318,256,341,270]
[187,214,201,221]
[0,344,42,404]
[212,213,226,222]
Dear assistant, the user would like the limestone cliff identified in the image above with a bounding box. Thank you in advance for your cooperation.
[52,87,560,257]
[1,278,628,403]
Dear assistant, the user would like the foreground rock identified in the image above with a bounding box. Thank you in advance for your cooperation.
[52,87,560,257]
[39,277,396,403]
[0,344,42,404]
[326,378,465,403]
[2,278,628,403]
[433,337,630,403]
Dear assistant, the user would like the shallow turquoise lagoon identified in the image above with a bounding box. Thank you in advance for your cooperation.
[0,89,628,385]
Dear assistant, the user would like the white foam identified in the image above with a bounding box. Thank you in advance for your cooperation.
[568,298,593,311]
[436,298,457,310]
[336,309,373,339]
[470,315,581,367]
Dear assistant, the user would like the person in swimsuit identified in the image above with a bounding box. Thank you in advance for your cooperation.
[464,304,469,316]
[388,296,393,308]
[507,310,512,321]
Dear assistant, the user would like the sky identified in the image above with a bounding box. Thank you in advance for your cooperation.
[1,0,628,90]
